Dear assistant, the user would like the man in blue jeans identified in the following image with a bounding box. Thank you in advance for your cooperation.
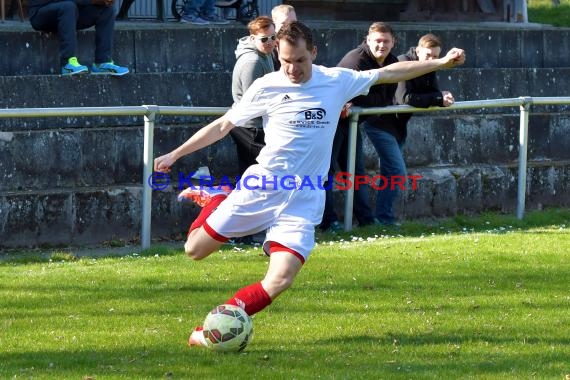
[381,33,455,220]
[321,21,399,230]
[365,32,456,225]
[28,0,129,76]
[180,0,229,25]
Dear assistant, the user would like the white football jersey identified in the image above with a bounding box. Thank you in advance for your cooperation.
[226,65,379,181]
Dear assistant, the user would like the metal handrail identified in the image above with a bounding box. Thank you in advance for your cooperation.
[2,96,570,249]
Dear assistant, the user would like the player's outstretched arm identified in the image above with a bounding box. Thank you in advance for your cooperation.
[154,116,235,173]
[374,48,465,85]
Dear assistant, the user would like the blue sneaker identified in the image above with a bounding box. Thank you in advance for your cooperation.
[180,13,209,25]
[61,57,88,76]
[91,62,129,76]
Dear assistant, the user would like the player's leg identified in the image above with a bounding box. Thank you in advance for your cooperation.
[226,247,303,313]
[180,187,231,259]
[189,248,303,346]
[184,225,225,260]
[260,249,304,299]
[187,176,314,347]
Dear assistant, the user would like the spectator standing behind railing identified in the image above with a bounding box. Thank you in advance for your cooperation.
[320,22,398,231]
[28,0,129,76]
[270,4,296,70]
[229,16,276,176]
[369,33,455,225]
[179,0,229,25]
[227,16,276,244]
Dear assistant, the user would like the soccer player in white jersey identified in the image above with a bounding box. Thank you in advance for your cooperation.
[153,21,465,347]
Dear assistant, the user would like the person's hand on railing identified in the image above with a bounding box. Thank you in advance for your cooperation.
[442,91,455,107]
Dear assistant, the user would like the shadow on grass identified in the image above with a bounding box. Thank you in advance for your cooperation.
[2,338,569,379]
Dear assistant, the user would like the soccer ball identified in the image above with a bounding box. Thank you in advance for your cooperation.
[202,304,253,352]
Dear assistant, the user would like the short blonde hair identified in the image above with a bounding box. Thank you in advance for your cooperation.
[271,4,295,19]
[418,33,442,48]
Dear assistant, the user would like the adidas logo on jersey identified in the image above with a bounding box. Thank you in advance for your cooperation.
[281,94,291,102]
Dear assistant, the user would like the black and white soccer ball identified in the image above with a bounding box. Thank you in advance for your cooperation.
[202,304,253,352]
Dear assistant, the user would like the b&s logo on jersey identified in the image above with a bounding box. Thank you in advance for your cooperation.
[289,108,331,128]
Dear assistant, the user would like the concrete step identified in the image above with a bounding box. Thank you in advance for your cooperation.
[1,21,569,76]
[2,111,569,191]
[1,67,568,130]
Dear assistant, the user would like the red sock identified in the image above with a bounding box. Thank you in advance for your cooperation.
[225,282,272,316]
[187,195,227,236]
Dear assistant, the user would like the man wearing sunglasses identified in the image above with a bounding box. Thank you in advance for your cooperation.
[230,16,276,177]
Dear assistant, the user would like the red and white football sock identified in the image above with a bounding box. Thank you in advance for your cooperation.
[224,282,272,316]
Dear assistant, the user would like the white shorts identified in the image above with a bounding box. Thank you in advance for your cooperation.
[205,165,325,262]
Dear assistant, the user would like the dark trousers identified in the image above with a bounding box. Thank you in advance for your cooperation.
[322,123,376,228]
[229,126,265,175]
[29,1,115,66]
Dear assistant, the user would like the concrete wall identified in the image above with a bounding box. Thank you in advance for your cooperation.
[1,22,569,249]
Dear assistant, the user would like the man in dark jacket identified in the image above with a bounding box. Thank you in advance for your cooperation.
[395,33,455,120]
[321,22,398,231]
[371,33,455,223]
[28,0,129,75]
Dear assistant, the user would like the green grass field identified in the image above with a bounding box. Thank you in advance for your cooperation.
[1,209,569,379]
[528,0,570,26]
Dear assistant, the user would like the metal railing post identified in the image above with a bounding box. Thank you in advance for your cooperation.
[141,105,158,249]
[516,97,531,219]
[344,111,360,231]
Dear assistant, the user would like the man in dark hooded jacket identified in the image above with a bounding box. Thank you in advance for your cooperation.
[395,33,455,122]
[384,33,455,221]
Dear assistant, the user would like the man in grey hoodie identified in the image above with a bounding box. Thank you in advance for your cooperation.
[229,16,276,245]
[230,16,276,175]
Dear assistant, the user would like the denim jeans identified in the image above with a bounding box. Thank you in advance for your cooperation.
[322,123,375,228]
[183,0,216,17]
[362,122,406,224]
[29,1,115,66]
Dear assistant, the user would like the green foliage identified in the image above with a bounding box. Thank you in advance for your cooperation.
[528,0,570,27]
[1,210,569,379]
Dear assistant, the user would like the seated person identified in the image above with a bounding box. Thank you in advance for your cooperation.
[28,0,129,76]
